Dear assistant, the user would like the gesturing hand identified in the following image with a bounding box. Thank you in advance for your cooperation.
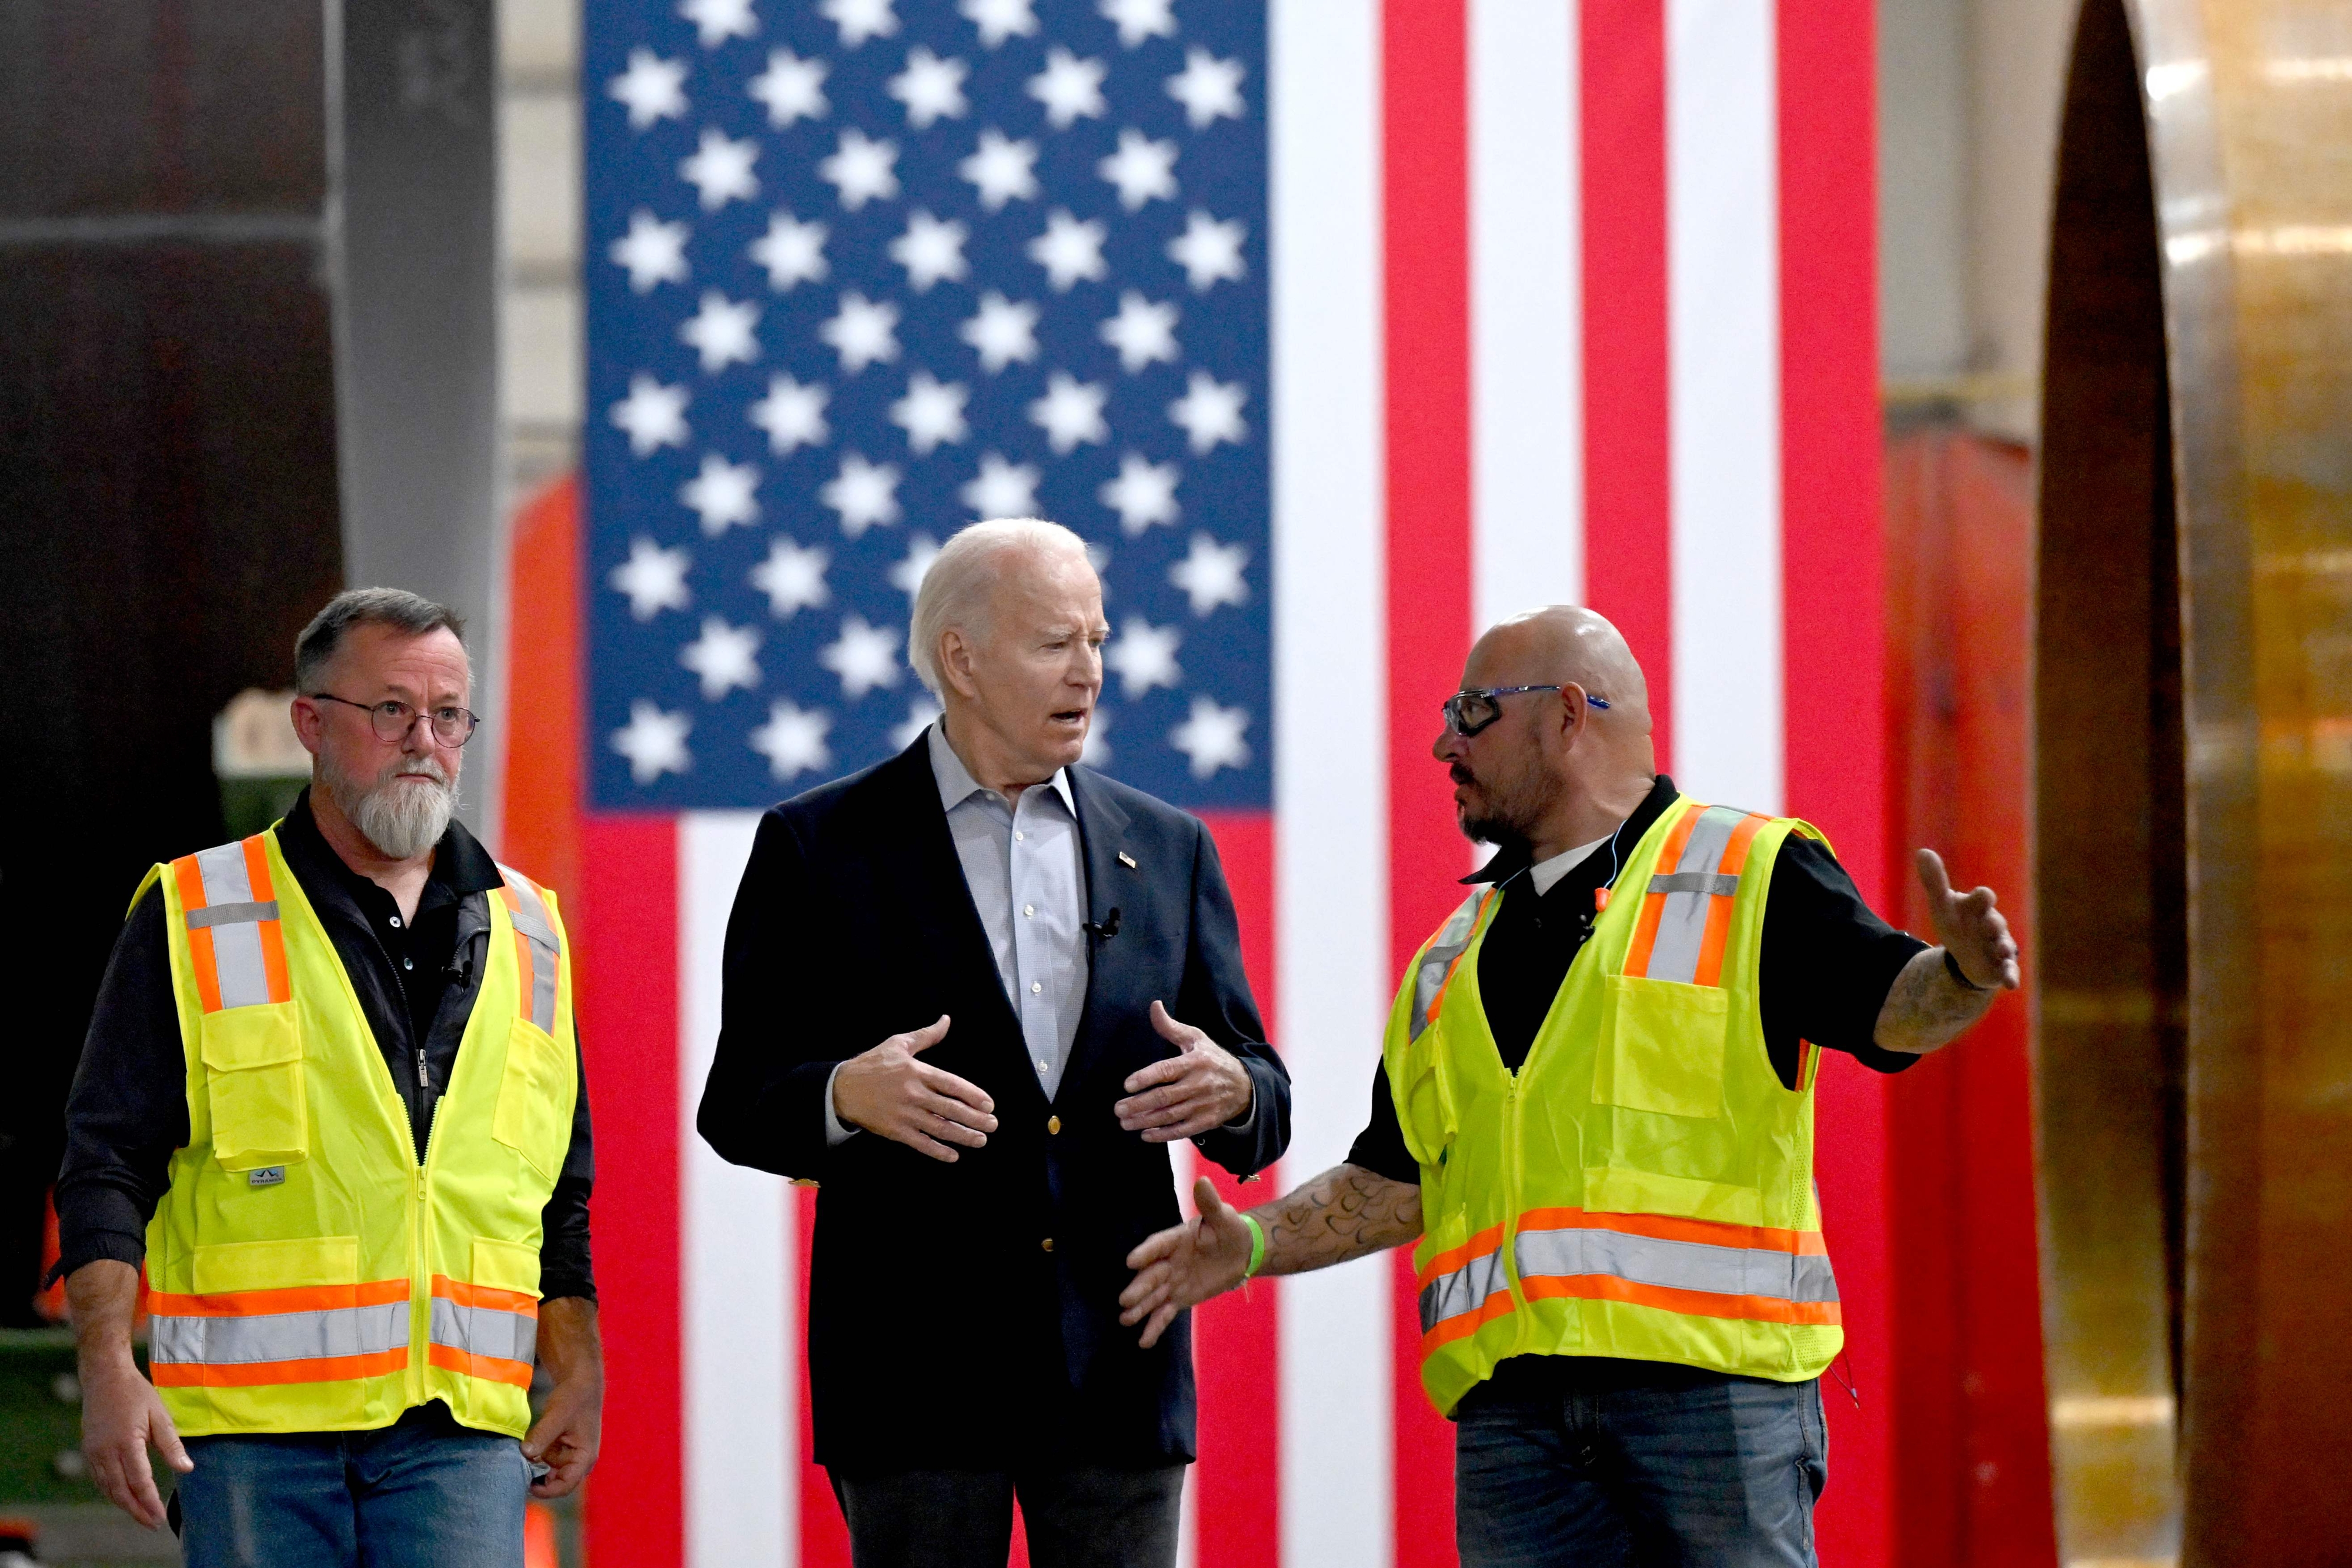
[1120,1176,1255,1348]
[1114,1002,1253,1143]
[1917,848,2020,991]
[833,1015,998,1162]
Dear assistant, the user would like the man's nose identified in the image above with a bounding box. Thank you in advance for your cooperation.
[1433,725,1466,764]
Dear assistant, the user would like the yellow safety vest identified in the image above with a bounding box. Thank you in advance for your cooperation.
[1383,798,1842,1417]
[135,827,577,1439]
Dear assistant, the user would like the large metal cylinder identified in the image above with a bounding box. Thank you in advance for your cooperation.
[2036,1,2352,1563]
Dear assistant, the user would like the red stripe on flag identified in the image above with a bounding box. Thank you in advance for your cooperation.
[1195,813,1278,1568]
[1580,0,1673,771]
[1383,2,1470,1563]
[1776,1,1894,1562]
[798,1183,854,1567]
[580,815,683,1568]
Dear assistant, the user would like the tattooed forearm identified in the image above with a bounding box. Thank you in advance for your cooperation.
[1253,1163,1423,1277]
[1872,947,1997,1055]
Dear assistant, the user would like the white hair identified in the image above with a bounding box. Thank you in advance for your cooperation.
[909,517,1093,694]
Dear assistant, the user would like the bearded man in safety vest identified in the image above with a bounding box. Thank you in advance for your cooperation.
[1122,606,2017,1567]
[55,588,601,1567]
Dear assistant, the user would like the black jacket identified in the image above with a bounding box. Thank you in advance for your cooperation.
[697,737,1290,1472]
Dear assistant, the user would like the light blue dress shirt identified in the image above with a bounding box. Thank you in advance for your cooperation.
[826,723,1089,1143]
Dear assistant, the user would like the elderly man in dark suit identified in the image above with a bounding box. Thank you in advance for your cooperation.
[698,516,1290,1568]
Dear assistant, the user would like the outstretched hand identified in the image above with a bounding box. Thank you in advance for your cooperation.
[1114,1002,1254,1142]
[1120,1176,1255,1348]
[1916,848,2020,991]
[832,1015,998,1162]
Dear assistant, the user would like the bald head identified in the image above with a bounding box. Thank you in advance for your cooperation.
[1464,606,1651,733]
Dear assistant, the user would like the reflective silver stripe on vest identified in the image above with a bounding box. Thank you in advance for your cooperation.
[429,1298,539,1365]
[501,870,560,1034]
[1418,1245,1511,1335]
[1409,893,1486,1043]
[148,1302,409,1367]
[1639,807,1747,984]
[193,841,275,1009]
[1645,871,1739,898]
[1515,1228,1839,1306]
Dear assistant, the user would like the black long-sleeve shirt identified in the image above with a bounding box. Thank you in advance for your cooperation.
[54,792,596,1301]
[1347,775,1926,1185]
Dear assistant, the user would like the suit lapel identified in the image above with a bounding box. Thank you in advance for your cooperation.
[1064,765,1131,1089]
[880,736,1028,1049]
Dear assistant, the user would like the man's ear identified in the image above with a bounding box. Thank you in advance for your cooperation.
[289,696,326,758]
[938,627,981,699]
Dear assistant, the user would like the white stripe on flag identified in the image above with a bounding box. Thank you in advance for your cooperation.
[681,813,794,1568]
[1668,0,1785,813]
[1471,0,1583,627]
[1271,4,1393,1567]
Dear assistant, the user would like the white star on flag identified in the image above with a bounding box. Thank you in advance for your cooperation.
[748,373,830,453]
[750,700,835,780]
[749,213,828,290]
[1099,453,1180,535]
[819,292,901,374]
[821,454,903,536]
[960,0,1037,47]
[819,614,904,698]
[612,700,693,783]
[1028,210,1108,290]
[1030,372,1108,453]
[749,537,831,617]
[820,0,899,48]
[749,49,828,127]
[1168,533,1249,616]
[1100,292,1178,373]
[679,616,763,700]
[680,128,759,210]
[611,210,690,292]
[818,128,900,209]
[1099,0,1177,49]
[1107,617,1182,698]
[1169,695,1251,778]
[609,49,687,129]
[679,0,756,49]
[889,46,969,128]
[1098,129,1178,211]
[962,452,1040,517]
[889,210,969,292]
[1170,370,1248,454]
[609,537,693,620]
[891,372,970,455]
[960,129,1040,210]
[679,291,761,373]
[888,533,943,597]
[1167,210,1247,291]
[891,697,944,751]
[612,375,691,456]
[1028,48,1107,128]
[1080,707,1111,767]
[961,292,1040,372]
[679,453,761,535]
[1166,49,1246,129]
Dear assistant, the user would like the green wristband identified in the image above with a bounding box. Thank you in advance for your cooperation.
[1241,1213,1268,1281]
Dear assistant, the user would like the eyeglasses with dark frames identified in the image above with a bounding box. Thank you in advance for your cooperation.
[310,693,482,747]
[1440,684,1610,738]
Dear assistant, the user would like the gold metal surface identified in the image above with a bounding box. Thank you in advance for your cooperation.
[2038,0,2352,1563]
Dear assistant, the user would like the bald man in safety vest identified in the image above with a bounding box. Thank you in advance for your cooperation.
[1121,606,2017,1567]
[56,589,601,1567]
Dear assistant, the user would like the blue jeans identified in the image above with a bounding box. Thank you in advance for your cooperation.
[1454,1360,1828,1568]
[173,1401,528,1568]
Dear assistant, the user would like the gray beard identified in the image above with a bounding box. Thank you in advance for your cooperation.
[326,765,456,861]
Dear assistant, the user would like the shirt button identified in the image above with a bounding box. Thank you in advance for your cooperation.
[1015,831,1026,842]
[1031,981,1043,994]
[389,915,402,928]
[1036,1059,1048,1074]
[1040,1238,1054,1253]
[403,957,413,971]
[1048,1115,1061,1135]
[1023,904,1035,917]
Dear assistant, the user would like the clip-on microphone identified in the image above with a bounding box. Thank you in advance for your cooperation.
[1083,906,1122,942]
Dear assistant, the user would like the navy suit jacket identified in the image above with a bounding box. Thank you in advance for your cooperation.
[697,734,1291,1472]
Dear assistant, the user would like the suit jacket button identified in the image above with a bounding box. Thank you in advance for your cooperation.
[1047,1115,1061,1135]
[1041,1237,1054,1253]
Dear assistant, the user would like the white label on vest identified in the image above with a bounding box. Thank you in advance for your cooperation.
[246,1166,286,1188]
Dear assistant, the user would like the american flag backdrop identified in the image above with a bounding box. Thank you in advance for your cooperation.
[564,1,1891,1565]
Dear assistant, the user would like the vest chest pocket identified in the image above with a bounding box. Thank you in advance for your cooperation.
[1595,974,1729,1120]
[199,1001,308,1171]
[493,1018,570,1181]
[1394,1032,1459,1169]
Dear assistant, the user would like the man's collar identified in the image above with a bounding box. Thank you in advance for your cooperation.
[926,720,1077,817]
[1461,774,1681,886]
[278,786,505,897]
